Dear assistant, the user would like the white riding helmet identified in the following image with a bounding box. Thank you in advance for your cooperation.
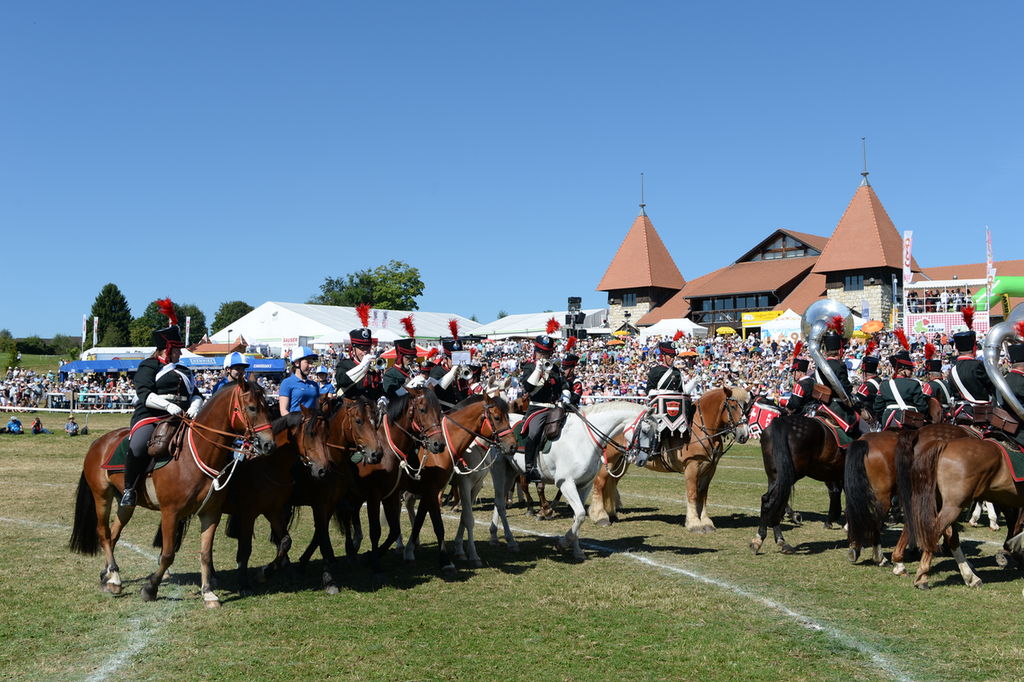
[315,365,330,375]
[223,352,250,369]
[291,346,317,365]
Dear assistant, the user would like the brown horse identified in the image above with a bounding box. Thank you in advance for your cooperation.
[750,402,881,555]
[904,435,1024,589]
[336,387,446,583]
[219,405,333,597]
[844,424,978,570]
[283,396,383,594]
[588,387,752,532]
[69,379,277,607]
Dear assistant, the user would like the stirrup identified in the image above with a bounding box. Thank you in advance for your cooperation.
[120,488,137,508]
[524,467,543,483]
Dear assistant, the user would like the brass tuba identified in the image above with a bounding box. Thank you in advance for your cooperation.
[983,302,1024,421]
[801,299,855,407]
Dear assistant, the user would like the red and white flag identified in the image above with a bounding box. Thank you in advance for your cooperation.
[902,231,914,284]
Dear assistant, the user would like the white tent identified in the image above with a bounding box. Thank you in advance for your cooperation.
[209,302,481,352]
[758,308,865,344]
[637,318,708,339]
[474,309,608,340]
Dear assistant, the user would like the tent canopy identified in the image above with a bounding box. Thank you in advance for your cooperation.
[638,318,708,339]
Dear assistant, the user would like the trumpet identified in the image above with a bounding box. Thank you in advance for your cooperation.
[458,365,474,381]
[540,359,555,374]
[374,358,388,371]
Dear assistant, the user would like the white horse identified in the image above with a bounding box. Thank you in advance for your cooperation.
[486,401,656,561]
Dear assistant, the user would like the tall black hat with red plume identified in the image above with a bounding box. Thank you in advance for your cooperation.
[791,340,808,372]
[1008,320,1024,364]
[861,339,879,374]
[890,328,913,370]
[952,305,977,353]
[442,318,463,355]
[152,298,185,350]
[395,315,418,358]
[535,317,560,353]
[350,303,374,348]
[562,336,580,368]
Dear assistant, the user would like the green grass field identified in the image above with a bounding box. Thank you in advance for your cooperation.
[1,410,1022,682]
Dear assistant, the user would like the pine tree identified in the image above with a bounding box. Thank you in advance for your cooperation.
[89,284,132,347]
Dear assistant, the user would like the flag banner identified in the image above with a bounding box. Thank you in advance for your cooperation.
[82,314,87,344]
[902,231,914,284]
[986,228,994,309]
[93,317,98,347]
[185,317,191,346]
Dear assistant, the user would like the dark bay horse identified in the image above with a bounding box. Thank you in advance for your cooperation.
[336,387,446,583]
[588,387,752,532]
[283,396,383,594]
[402,392,516,570]
[751,405,878,556]
[69,379,277,607]
[904,436,1024,589]
[219,405,333,597]
[845,424,977,571]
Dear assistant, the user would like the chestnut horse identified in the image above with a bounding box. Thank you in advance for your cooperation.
[844,424,978,571]
[336,387,446,583]
[220,405,333,597]
[904,435,1024,590]
[283,396,383,594]
[69,379,277,607]
[589,387,752,532]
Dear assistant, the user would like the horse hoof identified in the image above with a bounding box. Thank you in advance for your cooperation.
[471,559,483,568]
[749,540,762,555]
[102,582,122,595]
[847,548,860,563]
[779,543,796,555]
[204,598,221,609]
[239,588,254,598]
[968,521,979,527]
[325,585,340,595]
[508,543,520,553]
[996,551,1011,568]
[596,518,610,528]
[822,522,833,530]
[525,510,536,518]
[140,584,158,602]
[915,582,930,591]
[791,513,803,526]
[489,538,499,547]
[893,563,908,577]
[702,525,717,533]
[442,565,457,577]
[574,553,587,562]
[556,538,569,551]
[968,578,983,588]
[879,557,891,568]
[372,572,388,585]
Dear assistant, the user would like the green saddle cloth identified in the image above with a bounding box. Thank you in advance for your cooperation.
[512,420,553,454]
[101,433,175,472]
[987,436,1024,483]
[811,416,854,448]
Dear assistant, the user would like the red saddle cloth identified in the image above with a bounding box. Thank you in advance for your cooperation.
[748,401,781,439]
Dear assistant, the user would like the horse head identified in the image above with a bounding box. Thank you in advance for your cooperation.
[715,385,752,444]
[341,396,385,465]
[481,392,517,456]
[296,404,332,480]
[405,387,446,454]
[219,378,276,457]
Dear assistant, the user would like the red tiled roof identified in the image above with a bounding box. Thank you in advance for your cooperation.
[635,272,721,325]
[597,210,685,292]
[736,229,829,263]
[681,257,817,299]
[773,272,826,313]
[811,184,920,274]
[916,259,1024,282]
[188,338,247,356]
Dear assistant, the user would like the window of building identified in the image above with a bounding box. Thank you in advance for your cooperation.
[845,275,864,291]
[622,292,636,307]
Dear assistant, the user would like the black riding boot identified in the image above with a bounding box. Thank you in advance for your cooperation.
[523,439,542,483]
[120,454,150,508]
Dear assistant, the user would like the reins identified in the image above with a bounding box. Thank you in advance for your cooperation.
[443,402,513,476]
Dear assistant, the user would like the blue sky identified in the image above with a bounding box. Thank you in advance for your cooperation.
[3,3,1022,338]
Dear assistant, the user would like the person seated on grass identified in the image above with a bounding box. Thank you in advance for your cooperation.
[7,417,23,434]
[65,415,79,436]
[31,417,51,435]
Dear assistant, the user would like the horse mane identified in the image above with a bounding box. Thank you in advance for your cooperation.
[452,393,510,414]
[272,410,304,435]
[385,387,442,423]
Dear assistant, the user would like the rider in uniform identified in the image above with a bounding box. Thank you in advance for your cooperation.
[815,327,859,435]
[520,322,567,482]
[921,343,953,419]
[561,336,583,407]
[335,304,384,403]
[382,316,421,402]
[121,299,203,509]
[211,352,249,395]
[785,342,817,416]
[948,307,994,422]
[874,350,929,429]
[996,334,1024,450]
[430,320,471,408]
[646,340,682,395]
[854,340,881,421]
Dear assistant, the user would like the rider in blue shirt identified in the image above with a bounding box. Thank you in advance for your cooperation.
[211,352,250,395]
[278,346,321,415]
[315,365,337,396]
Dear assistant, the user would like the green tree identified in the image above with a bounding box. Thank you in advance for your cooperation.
[49,333,79,359]
[19,335,47,354]
[89,284,133,347]
[497,310,508,319]
[134,300,208,346]
[0,329,18,369]
[211,301,254,335]
[310,260,425,310]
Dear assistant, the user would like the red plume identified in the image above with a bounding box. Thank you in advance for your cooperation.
[448,318,460,340]
[400,314,415,338]
[925,343,936,361]
[864,339,877,357]
[673,330,684,342]
[894,327,909,351]
[793,341,804,358]
[546,317,561,335]
[356,303,371,328]
[827,315,845,335]
[565,336,577,352]
[426,348,439,361]
[1014,320,1024,340]
[156,298,177,326]
[962,305,975,331]
[470,347,476,359]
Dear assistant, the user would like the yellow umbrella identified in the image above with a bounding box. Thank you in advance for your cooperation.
[612,330,630,336]
[716,326,737,335]
[852,330,870,339]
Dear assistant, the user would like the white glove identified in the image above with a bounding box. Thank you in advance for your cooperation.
[405,375,426,389]
[560,389,572,405]
[346,360,370,386]
[440,363,459,389]
[146,392,182,416]
[683,377,701,394]
[187,395,203,419]
[527,366,544,387]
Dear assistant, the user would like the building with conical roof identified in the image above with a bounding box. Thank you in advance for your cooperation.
[596,205,685,330]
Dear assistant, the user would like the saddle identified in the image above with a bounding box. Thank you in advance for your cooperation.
[147,418,186,460]
[543,405,567,442]
[648,393,690,436]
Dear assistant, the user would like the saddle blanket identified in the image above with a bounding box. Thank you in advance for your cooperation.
[101,434,175,473]
[748,401,782,440]
[987,438,1024,483]
[511,421,553,455]
[812,416,853,449]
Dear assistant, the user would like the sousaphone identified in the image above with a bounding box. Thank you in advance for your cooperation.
[983,302,1024,421]
[800,299,854,407]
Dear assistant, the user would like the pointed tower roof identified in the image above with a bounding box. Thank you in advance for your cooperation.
[811,182,920,274]
[597,208,686,292]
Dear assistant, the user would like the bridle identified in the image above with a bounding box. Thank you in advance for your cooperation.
[656,390,749,469]
[183,383,273,459]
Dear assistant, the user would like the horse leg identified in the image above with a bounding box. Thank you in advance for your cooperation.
[947,523,983,588]
[405,496,428,565]
[968,501,983,527]
[423,493,455,575]
[234,512,257,596]
[589,465,612,527]
[891,526,910,576]
[260,511,292,584]
[913,502,964,589]
[454,475,482,566]
[750,489,771,555]
[141,512,179,603]
[489,463,520,552]
[402,491,419,550]
[198,511,223,607]
[997,505,1021,567]
[985,501,1000,531]
[311,502,341,595]
[95,490,123,594]
[695,464,718,532]
[363,498,388,583]
[682,459,705,533]
[555,480,590,561]
[823,480,843,530]
[519,475,537,518]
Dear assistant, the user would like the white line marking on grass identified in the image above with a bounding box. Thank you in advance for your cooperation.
[1,516,177,682]
[448,513,914,682]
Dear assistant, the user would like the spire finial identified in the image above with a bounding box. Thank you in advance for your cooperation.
[639,173,647,216]
[860,137,871,187]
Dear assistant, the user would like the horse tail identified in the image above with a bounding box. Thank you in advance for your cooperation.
[894,429,918,536]
[844,439,882,547]
[152,518,191,552]
[69,471,99,555]
[907,439,944,553]
[224,514,241,539]
[764,417,796,525]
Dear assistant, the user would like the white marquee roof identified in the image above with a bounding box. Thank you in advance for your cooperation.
[474,309,608,339]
